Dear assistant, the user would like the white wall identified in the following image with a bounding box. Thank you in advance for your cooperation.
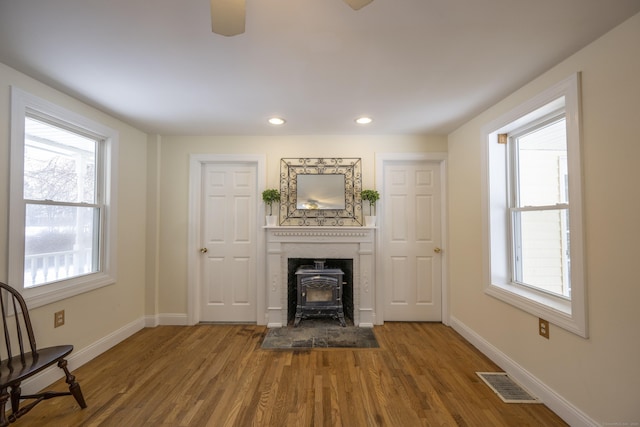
[0,63,148,352]
[447,12,640,424]
[149,135,447,315]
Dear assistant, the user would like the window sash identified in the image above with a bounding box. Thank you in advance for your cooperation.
[508,113,571,298]
[510,206,571,298]
[508,113,567,208]
[21,115,106,288]
[24,112,102,205]
[24,202,103,287]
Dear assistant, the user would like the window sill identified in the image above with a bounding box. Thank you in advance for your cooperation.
[485,280,587,338]
[22,273,116,309]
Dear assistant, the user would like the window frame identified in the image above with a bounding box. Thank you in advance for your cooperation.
[9,87,118,308]
[481,73,587,337]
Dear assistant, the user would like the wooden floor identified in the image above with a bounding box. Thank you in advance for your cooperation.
[19,323,567,426]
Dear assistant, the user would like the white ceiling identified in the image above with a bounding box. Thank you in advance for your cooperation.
[1,0,639,136]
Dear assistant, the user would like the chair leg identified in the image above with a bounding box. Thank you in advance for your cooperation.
[0,389,10,427]
[58,359,87,409]
[9,383,21,413]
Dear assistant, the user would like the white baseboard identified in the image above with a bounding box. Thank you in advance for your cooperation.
[449,316,598,427]
[145,313,189,327]
[144,314,160,327]
[160,313,189,325]
[267,322,283,328]
[21,316,145,395]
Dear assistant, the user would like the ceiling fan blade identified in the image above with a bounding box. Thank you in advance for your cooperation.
[343,0,373,10]
[210,0,245,36]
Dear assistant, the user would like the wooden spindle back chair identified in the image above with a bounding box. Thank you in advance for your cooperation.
[0,282,86,426]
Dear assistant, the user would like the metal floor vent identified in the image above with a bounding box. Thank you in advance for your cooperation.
[476,372,541,404]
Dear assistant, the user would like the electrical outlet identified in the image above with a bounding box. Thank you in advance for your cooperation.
[54,310,65,328]
[538,318,549,339]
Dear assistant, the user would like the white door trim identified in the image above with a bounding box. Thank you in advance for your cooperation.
[187,154,266,325]
[375,152,449,325]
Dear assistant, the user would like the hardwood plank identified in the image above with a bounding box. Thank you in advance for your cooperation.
[17,323,568,426]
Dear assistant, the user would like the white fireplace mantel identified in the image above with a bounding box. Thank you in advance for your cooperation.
[265,226,376,327]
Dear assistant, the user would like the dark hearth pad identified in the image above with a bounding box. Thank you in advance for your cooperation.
[261,319,379,349]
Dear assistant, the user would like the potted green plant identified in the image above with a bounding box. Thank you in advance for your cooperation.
[361,189,380,226]
[262,189,281,226]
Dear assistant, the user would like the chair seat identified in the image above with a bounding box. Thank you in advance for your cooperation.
[0,345,73,387]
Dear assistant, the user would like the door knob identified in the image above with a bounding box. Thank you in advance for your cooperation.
[200,248,208,253]
[434,247,442,254]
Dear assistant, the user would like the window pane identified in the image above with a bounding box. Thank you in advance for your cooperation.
[513,209,570,297]
[516,119,567,207]
[24,204,100,287]
[24,117,97,203]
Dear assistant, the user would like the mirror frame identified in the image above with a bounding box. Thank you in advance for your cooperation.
[279,157,363,226]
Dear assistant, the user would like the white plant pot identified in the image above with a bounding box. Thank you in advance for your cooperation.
[266,215,278,227]
[365,215,377,227]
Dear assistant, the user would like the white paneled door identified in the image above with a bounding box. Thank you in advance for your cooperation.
[200,163,257,322]
[382,161,442,321]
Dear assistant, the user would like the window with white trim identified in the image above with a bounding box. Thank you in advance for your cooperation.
[482,73,587,337]
[9,87,118,308]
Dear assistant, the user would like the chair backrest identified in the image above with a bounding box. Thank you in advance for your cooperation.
[0,282,38,366]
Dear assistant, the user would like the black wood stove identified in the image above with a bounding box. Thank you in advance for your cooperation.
[294,260,346,327]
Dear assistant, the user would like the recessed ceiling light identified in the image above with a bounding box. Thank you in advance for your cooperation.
[268,117,286,125]
[355,116,373,125]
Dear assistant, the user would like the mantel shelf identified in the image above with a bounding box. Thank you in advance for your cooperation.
[263,226,376,230]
